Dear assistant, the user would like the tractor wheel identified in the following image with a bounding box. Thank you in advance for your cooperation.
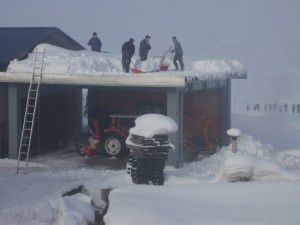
[101,134,128,158]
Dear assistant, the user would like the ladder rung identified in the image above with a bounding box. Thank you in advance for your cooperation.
[23,136,30,139]
[20,152,28,155]
[21,144,29,147]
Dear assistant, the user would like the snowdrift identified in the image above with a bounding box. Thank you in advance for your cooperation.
[105,182,300,225]
[165,135,299,184]
[6,44,246,80]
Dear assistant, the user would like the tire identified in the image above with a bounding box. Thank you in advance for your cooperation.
[101,134,128,158]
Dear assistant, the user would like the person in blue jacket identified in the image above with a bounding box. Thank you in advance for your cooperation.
[88,32,102,52]
[139,35,151,61]
[171,36,184,71]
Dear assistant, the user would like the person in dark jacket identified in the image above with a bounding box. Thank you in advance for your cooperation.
[88,32,102,52]
[121,38,135,73]
[171,36,184,71]
[139,35,151,61]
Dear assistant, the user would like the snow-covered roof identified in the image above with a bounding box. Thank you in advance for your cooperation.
[0,44,247,87]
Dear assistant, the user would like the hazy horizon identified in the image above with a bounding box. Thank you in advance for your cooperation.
[1,0,300,103]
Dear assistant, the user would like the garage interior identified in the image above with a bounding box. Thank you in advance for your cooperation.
[4,80,230,165]
[17,84,81,157]
[88,87,224,162]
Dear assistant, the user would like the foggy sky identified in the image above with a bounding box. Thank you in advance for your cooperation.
[1,0,300,102]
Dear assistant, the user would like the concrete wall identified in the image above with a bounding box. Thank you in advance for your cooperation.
[0,83,8,157]
[8,84,21,159]
[167,89,183,167]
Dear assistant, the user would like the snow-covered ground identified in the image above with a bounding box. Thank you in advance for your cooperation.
[105,181,300,225]
[1,134,299,225]
[0,157,129,225]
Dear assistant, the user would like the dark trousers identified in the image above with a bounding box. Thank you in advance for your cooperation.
[139,54,147,62]
[122,52,132,73]
[173,54,184,71]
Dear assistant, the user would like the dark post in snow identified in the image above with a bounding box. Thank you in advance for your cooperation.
[227,128,241,153]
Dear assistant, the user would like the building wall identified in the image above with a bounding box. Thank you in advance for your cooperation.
[0,83,8,157]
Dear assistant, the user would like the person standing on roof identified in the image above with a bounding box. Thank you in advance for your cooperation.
[88,32,102,52]
[121,38,135,73]
[171,36,184,71]
[139,35,151,61]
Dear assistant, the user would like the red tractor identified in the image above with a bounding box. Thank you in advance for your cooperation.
[79,114,136,158]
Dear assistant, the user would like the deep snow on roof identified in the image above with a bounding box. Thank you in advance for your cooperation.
[6,44,246,80]
[0,28,84,71]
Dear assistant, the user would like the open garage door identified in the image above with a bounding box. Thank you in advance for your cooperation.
[183,89,222,161]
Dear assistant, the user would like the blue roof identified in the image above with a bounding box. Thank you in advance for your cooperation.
[0,27,84,71]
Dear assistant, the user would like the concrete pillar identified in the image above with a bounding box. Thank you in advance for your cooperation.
[167,89,183,168]
[221,79,231,146]
[8,84,21,159]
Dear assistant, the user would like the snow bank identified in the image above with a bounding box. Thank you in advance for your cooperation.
[165,135,300,185]
[223,154,283,182]
[62,193,95,225]
[7,44,122,75]
[188,59,245,76]
[223,154,254,181]
[276,149,300,168]
[6,44,245,80]
[127,114,178,138]
[0,157,130,225]
[105,182,300,225]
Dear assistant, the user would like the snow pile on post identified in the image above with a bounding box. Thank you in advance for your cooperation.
[6,44,246,80]
[227,128,241,137]
[126,114,178,185]
[127,114,178,139]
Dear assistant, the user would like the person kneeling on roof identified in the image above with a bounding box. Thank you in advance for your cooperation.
[121,38,135,73]
[171,36,184,71]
